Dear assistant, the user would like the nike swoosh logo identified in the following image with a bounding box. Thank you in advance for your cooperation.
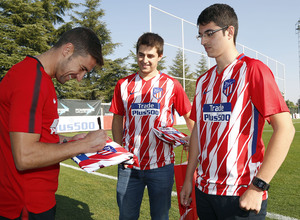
[203,89,211,94]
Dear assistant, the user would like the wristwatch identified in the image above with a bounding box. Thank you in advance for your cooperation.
[252,177,270,191]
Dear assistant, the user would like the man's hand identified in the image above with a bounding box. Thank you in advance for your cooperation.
[71,133,87,141]
[181,135,190,151]
[81,130,107,153]
[239,184,264,214]
[180,180,193,207]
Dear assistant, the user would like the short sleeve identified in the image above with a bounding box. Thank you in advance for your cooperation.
[248,60,289,118]
[172,79,192,116]
[109,80,125,116]
[9,64,44,133]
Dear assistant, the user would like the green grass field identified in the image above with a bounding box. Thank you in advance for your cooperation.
[55,120,300,220]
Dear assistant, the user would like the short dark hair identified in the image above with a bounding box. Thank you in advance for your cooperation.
[197,4,238,44]
[136,32,164,56]
[54,27,104,66]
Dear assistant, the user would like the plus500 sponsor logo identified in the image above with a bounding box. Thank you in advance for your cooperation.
[203,103,231,122]
[131,102,160,116]
[58,121,96,132]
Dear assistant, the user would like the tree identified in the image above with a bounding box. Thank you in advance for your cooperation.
[53,0,128,101]
[286,99,299,115]
[98,58,128,102]
[168,49,195,101]
[70,0,118,57]
[286,100,295,109]
[0,0,74,80]
[128,50,139,74]
[168,49,190,81]
[195,55,208,77]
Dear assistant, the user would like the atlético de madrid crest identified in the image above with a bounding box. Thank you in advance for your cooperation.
[223,79,236,97]
[153,87,163,99]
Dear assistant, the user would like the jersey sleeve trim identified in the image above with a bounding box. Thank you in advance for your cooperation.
[29,62,42,133]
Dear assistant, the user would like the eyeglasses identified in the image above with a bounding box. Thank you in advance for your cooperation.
[196,26,228,40]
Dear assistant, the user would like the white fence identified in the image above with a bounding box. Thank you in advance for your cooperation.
[149,5,286,98]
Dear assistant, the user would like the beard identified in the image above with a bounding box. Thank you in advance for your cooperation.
[56,57,73,84]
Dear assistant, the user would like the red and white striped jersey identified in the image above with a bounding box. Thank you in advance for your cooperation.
[110,72,191,170]
[72,138,139,173]
[190,54,289,197]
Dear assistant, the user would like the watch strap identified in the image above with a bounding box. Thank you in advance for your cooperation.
[252,176,270,191]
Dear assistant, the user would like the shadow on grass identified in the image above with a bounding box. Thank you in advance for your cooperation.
[55,194,94,220]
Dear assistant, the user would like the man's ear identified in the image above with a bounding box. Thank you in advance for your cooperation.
[158,53,163,61]
[227,26,235,41]
[62,43,74,57]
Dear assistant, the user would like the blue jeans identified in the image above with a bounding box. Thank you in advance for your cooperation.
[117,164,174,220]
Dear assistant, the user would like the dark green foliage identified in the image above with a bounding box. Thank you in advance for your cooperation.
[195,55,208,77]
[0,0,129,102]
[54,0,127,101]
[70,0,119,57]
[0,0,74,80]
[167,50,209,101]
[167,49,193,100]
[97,58,128,102]
[168,49,190,80]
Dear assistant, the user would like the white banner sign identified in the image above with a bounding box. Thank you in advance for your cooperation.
[57,116,101,133]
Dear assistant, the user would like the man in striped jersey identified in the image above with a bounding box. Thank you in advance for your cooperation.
[180,4,295,220]
[110,32,194,220]
[0,27,107,219]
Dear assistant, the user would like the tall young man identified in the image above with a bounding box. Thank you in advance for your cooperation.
[110,32,194,220]
[180,4,295,220]
[0,27,107,219]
